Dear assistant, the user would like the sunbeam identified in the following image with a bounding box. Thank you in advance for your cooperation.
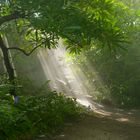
[37,40,94,107]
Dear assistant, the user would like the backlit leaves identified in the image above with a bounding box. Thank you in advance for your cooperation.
[0,0,132,54]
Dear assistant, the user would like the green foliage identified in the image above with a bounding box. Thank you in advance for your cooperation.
[1,0,130,53]
[0,101,32,140]
[0,89,83,140]
[0,74,22,97]
[0,0,133,95]
[18,91,82,134]
[69,0,140,108]
[72,40,140,108]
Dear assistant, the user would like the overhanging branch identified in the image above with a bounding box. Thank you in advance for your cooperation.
[0,12,26,26]
[7,40,48,56]
[7,45,40,56]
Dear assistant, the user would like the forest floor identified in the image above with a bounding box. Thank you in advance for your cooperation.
[36,103,140,140]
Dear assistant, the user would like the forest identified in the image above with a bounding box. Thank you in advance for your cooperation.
[0,0,140,140]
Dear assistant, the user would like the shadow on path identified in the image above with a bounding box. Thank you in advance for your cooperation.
[36,102,140,140]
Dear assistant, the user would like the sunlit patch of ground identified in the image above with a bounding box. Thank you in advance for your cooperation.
[92,104,140,125]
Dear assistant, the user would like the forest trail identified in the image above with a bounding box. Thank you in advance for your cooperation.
[37,103,140,140]
[36,44,140,140]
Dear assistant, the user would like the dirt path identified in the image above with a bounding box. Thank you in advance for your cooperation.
[36,106,140,140]
[51,109,140,140]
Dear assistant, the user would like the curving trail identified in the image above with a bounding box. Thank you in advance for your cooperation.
[35,44,140,140]
[36,102,140,140]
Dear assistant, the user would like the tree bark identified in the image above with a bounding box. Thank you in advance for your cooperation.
[0,35,16,95]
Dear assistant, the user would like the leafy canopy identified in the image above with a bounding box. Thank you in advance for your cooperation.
[0,0,130,53]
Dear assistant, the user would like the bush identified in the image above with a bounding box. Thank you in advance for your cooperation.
[0,90,83,140]
[18,91,82,134]
[0,101,32,140]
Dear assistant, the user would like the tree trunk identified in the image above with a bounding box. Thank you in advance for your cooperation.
[0,35,16,96]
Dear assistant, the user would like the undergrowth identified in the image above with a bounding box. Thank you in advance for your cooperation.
[0,89,84,140]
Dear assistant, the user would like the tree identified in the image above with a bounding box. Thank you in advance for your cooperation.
[0,0,128,95]
[71,0,140,107]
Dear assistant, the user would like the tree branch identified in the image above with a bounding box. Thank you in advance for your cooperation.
[7,45,40,56]
[0,12,26,26]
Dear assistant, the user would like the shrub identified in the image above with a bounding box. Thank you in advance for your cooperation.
[18,91,82,134]
[0,90,83,140]
[0,101,32,140]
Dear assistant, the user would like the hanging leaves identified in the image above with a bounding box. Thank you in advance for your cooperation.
[0,0,132,54]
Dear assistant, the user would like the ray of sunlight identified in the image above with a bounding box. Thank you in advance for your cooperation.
[37,40,109,109]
